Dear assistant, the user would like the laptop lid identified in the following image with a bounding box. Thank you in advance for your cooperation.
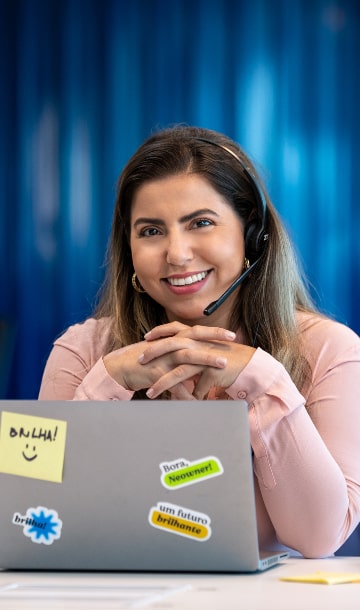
[0,400,288,572]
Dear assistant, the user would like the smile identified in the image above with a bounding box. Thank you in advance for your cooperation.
[166,271,209,286]
[22,452,38,462]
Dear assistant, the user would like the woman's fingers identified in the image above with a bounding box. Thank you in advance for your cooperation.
[146,364,203,399]
[166,382,198,400]
[139,339,229,369]
[145,343,256,399]
[144,322,189,340]
[145,322,236,343]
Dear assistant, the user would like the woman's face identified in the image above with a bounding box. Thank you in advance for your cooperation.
[129,173,246,328]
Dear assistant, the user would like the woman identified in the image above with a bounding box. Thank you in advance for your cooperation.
[39,125,360,558]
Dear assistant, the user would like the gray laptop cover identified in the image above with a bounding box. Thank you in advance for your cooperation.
[0,400,288,572]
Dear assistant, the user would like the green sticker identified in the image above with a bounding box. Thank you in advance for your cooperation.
[160,456,223,489]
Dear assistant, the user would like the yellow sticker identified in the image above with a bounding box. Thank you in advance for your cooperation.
[148,502,211,541]
[0,412,67,483]
[280,571,360,584]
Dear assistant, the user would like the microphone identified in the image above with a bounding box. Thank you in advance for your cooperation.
[203,258,260,316]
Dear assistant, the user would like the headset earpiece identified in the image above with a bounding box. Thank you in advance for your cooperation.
[244,219,267,263]
[244,221,258,261]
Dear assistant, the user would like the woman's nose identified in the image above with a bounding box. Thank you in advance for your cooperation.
[165,232,193,266]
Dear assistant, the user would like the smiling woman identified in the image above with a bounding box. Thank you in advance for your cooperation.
[38,125,360,560]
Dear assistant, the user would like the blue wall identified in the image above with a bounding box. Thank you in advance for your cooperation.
[1,0,359,398]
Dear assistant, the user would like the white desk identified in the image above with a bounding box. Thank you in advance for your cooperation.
[0,557,359,609]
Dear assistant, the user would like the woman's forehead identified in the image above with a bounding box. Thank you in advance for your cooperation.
[129,174,233,221]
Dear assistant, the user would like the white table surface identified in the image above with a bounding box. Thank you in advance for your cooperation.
[0,556,359,609]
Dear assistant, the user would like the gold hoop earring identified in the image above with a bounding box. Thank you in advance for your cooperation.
[243,257,250,270]
[132,272,146,293]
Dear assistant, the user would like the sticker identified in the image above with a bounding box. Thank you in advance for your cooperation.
[12,506,62,545]
[0,412,67,483]
[148,502,211,541]
[160,456,223,489]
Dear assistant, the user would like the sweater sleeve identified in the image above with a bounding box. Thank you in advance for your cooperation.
[226,322,360,558]
[38,321,134,401]
[72,357,134,400]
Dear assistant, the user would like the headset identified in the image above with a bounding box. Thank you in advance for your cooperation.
[194,138,269,315]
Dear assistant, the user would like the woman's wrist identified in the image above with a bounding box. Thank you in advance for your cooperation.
[102,353,131,390]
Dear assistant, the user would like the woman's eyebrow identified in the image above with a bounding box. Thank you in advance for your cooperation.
[133,217,164,228]
[133,208,219,228]
[179,208,219,223]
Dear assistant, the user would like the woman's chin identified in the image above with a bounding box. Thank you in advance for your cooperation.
[165,305,208,324]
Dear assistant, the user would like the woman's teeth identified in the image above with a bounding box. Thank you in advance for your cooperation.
[167,271,208,286]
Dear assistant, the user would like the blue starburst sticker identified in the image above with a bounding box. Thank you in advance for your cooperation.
[12,506,62,545]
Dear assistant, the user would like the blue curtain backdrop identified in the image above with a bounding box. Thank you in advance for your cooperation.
[0,0,359,398]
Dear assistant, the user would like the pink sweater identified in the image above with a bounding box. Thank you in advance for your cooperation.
[39,311,360,558]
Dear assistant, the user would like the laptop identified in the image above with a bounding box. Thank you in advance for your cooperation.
[0,400,288,572]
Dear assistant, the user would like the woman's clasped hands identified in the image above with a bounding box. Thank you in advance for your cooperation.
[104,322,255,399]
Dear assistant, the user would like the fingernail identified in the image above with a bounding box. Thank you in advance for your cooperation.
[146,388,154,398]
[138,353,144,363]
[144,331,151,338]
[225,330,236,340]
[216,357,227,367]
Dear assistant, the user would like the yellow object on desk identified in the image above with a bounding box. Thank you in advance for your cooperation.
[280,571,360,584]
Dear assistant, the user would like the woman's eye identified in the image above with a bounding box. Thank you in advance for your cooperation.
[140,227,161,237]
[192,218,213,228]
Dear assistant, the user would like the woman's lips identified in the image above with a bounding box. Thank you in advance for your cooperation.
[163,270,212,293]
[166,270,209,286]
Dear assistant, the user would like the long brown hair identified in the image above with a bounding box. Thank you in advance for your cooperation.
[95,126,317,391]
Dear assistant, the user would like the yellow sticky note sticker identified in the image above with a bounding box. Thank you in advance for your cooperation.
[0,412,67,483]
[280,571,360,584]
